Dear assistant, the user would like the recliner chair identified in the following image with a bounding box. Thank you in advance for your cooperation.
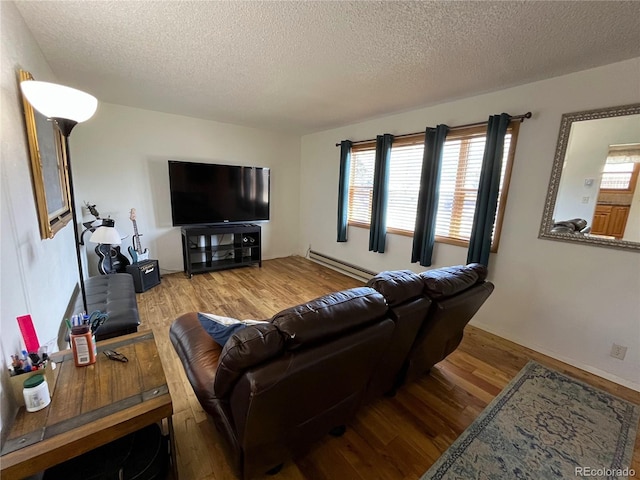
[402,264,494,383]
[550,218,590,234]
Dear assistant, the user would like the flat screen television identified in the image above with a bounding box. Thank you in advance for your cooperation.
[168,160,270,226]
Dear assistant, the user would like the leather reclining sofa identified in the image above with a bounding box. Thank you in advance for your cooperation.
[170,263,494,479]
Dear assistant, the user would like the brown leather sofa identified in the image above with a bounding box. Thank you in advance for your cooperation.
[363,269,432,400]
[170,264,493,479]
[373,263,494,385]
[170,287,394,479]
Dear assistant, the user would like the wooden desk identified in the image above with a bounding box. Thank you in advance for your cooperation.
[0,332,177,480]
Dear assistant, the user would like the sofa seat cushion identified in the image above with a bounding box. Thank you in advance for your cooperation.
[419,264,484,299]
[271,287,388,350]
[367,270,424,306]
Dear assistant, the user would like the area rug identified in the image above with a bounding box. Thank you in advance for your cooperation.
[421,361,639,480]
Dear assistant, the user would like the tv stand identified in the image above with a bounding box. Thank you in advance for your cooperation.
[181,224,261,278]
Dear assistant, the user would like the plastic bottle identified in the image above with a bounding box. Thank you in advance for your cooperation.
[23,374,51,412]
[70,325,97,366]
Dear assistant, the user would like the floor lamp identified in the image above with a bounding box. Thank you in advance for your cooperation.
[89,219,123,274]
[20,81,98,313]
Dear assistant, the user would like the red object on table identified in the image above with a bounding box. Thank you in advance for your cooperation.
[16,315,40,353]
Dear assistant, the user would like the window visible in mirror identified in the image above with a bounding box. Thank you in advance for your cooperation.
[600,162,638,190]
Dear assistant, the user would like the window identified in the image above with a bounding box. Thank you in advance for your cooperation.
[347,123,519,249]
[348,142,376,227]
[600,162,639,192]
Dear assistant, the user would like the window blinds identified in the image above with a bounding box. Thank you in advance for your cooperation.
[347,129,513,246]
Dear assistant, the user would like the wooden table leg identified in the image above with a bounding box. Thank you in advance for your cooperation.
[168,416,179,479]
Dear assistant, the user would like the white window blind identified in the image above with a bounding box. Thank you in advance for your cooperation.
[436,133,511,243]
[348,146,375,226]
[347,126,517,248]
[387,143,423,231]
[600,162,635,190]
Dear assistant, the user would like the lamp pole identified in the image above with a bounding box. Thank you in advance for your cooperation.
[19,79,98,316]
[54,118,88,313]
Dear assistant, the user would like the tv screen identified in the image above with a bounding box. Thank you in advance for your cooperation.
[168,160,270,226]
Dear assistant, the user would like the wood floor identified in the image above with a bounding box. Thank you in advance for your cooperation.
[137,256,640,480]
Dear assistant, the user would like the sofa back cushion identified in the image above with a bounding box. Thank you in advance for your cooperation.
[419,264,486,299]
[214,323,284,397]
[366,270,424,307]
[228,316,395,473]
[271,287,388,350]
[467,263,488,282]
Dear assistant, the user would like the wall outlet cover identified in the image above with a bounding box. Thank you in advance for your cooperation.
[610,343,627,360]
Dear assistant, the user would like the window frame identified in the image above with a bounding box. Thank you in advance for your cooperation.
[347,139,377,231]
[346,121,520,253]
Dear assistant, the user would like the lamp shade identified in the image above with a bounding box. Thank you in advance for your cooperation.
[20,80,98,123]
[89,226,122,245]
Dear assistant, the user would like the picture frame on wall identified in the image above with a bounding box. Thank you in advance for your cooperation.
[19,69,72,239]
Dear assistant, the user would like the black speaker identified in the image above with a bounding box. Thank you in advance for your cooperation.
[126,260,161,293]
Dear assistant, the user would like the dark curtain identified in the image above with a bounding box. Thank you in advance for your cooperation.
[411,124,449,266]
[467,113,511,266]
[336,140,352,242]
[369,134,394,253]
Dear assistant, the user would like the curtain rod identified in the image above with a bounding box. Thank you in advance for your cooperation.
[335,111,532,147]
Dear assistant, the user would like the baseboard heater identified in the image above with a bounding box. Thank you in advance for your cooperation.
[307,250,377,282]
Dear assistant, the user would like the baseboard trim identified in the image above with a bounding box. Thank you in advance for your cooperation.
[470,320,640,392]
[307,250,375,282]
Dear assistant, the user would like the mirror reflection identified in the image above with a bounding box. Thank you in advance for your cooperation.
[540,104,640,251]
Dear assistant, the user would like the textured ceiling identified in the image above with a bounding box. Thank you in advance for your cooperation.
[14,1,640,134]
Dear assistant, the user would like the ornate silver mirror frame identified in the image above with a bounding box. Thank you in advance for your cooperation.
[539,103,640,251]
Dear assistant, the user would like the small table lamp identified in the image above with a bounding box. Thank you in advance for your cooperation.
[89,219,124,274]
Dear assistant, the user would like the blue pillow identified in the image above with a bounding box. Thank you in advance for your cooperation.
[198,313,267,347]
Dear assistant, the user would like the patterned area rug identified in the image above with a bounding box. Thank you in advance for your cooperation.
[422,361,639,480]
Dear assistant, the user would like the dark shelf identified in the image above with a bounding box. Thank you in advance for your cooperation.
[181,224,262,278]
[188,244,236,254]
[190,258,253,272]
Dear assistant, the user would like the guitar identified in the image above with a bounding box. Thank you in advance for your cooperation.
[128,208,149,263]
[96,244,130,274]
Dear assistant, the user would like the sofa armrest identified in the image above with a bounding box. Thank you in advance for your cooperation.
[170,312,222,415]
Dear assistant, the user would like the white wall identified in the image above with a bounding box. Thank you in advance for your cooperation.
[299,58,640,390]
[0,1,79,437]
[70,103,301,276]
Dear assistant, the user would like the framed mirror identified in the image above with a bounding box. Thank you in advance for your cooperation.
[19,69,72,239]
[539,103,640,251]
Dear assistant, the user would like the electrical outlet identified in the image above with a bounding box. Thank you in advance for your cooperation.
[610,343,627,360]
[581,196,590,204]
